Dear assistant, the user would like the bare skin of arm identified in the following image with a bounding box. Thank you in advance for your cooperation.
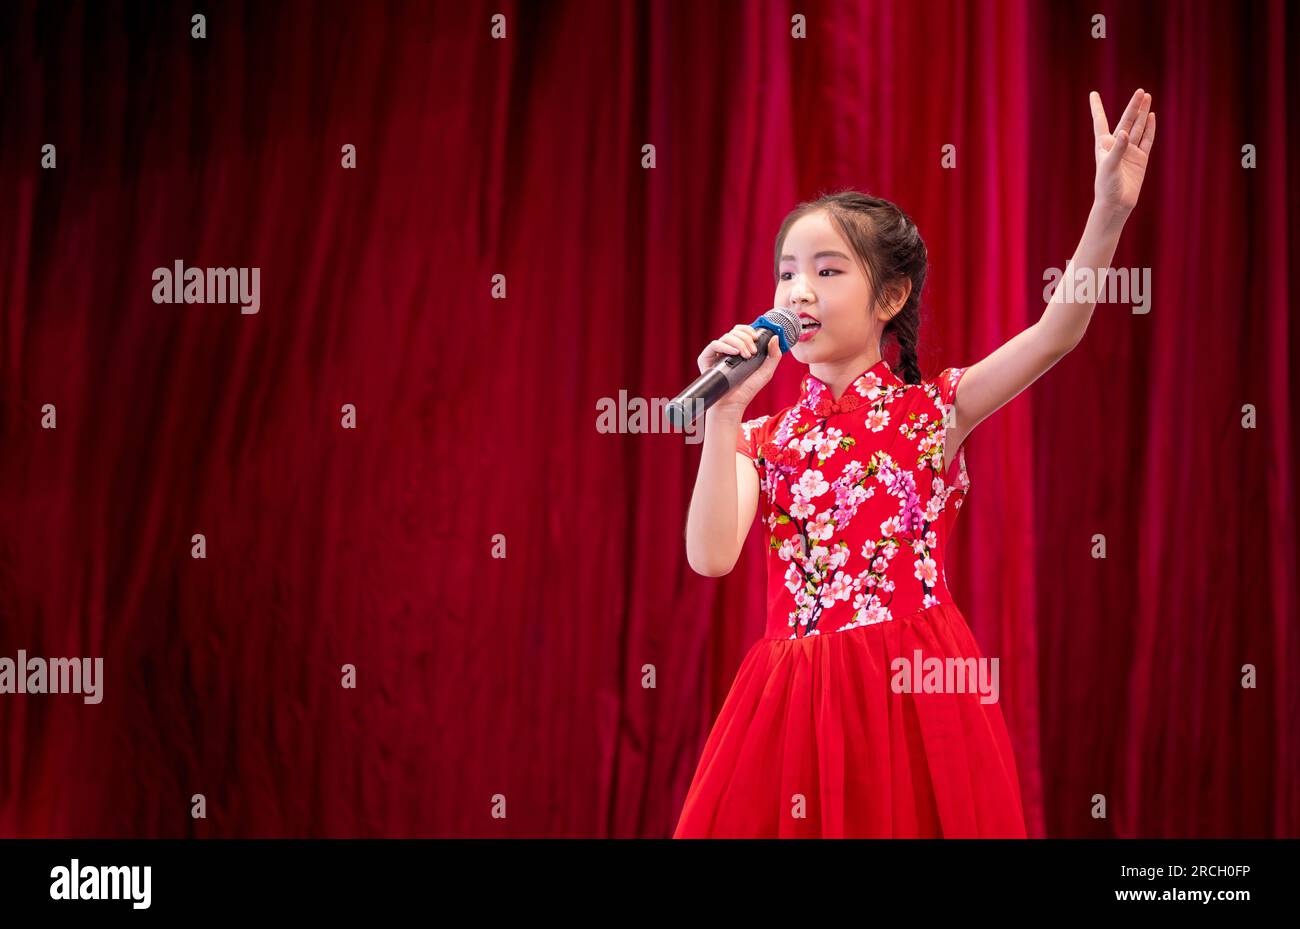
[944,89,1156,470]
[685,331,781,576]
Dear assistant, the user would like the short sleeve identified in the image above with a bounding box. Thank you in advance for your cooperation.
[937,367,971,486]
[937,366,967,411]
[735,414,771,467]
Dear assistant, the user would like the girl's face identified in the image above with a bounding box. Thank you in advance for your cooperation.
[775,210,890,366]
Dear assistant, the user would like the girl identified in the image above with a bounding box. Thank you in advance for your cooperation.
[675,89,1156,838]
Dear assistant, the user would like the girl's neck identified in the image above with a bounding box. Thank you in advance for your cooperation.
[811,351,884,403]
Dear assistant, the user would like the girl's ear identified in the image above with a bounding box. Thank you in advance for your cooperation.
[887,280,914,319]
[875,281,911,324]
[890,279,913,311]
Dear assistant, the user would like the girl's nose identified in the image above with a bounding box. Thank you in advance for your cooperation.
[789,277,814,305]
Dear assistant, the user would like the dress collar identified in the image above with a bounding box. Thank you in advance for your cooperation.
[798,357,899,417]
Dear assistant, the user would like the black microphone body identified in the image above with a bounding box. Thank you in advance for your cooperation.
[664,308,801,428]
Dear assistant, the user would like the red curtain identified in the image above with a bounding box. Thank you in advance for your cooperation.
[0,0,1294,838]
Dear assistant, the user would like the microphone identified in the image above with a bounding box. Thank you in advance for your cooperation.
[664,307,802,428]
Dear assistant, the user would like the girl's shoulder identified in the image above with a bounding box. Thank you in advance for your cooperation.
[892,366,968,409]
[736,403,798,461]
[931,366,968,408]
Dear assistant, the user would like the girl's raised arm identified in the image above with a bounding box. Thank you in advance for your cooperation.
[947,88,1157,449]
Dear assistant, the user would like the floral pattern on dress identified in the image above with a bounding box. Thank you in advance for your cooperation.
[735,359,971,639]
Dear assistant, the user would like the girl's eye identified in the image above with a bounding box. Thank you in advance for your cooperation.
[780,269,840,280]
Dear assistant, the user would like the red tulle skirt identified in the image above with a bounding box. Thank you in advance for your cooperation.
[673,602,1027,838]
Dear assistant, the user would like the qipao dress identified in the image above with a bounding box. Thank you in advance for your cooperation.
[674,358,1027,838]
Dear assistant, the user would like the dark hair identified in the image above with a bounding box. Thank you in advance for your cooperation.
[773,189,927,385]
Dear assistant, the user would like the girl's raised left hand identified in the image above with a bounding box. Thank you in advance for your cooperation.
[1090,88,1156,215]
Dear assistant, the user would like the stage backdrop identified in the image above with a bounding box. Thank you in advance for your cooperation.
[1,0,1295,837]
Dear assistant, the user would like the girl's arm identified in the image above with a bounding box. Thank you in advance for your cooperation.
[684,330,782,577]
[685,406,760,577]
[947,89,1157,450]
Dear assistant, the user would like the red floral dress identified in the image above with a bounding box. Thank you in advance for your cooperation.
[673,358,1027,838]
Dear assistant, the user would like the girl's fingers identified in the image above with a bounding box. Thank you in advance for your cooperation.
[709,325,764,362]
[1116,88,1145,136]
[1089,91,1110,138]
[1138,112,1156,153]
[1128,92,1152,146]
[1105,129,1129,164]
[722,334,754,358]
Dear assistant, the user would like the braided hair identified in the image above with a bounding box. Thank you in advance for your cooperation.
[774,189,928,385]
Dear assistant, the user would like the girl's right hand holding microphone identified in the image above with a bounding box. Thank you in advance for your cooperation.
[696,324,783,415]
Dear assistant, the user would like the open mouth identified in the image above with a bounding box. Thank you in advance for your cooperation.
[794,309,820,341]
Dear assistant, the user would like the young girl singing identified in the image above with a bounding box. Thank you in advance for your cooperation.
[675,89,1156,838]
